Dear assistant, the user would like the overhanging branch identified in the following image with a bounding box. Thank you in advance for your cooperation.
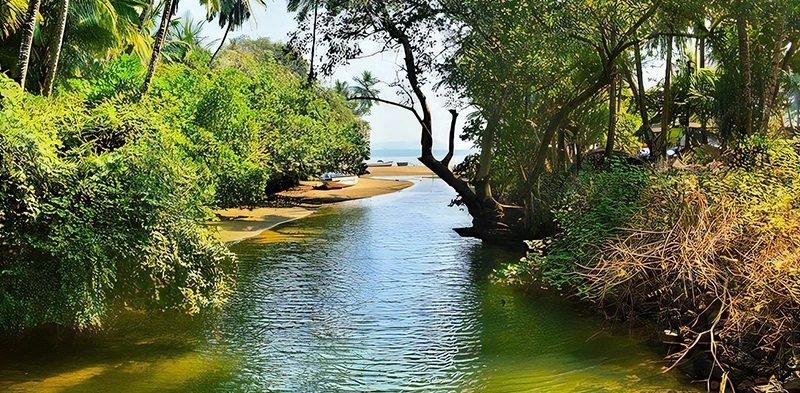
[348,96,421,120]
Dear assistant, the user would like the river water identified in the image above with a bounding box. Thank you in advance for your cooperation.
[0,179,697,392]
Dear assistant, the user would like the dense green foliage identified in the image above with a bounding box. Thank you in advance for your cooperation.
[0,40,368,331]
[521,161,650,291]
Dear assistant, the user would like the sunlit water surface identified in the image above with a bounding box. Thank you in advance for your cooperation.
[0,179,698,392]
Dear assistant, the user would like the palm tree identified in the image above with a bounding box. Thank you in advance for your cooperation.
[0,0,27,39]
[333,71,381,116]
[42,0,70,96]
[207,0,265,66]
[15,0,43,90]
[140,0,177,96]
[287,0,317,83]
[164,14,211,62]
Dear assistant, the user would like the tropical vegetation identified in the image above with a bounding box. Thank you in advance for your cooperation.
[1,8,368,331]
[298,0,800,389]
[2,0,800,389]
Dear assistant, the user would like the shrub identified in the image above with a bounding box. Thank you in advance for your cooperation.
[520,136,800,385]
[496,159,649,290]
[0,75,232,331]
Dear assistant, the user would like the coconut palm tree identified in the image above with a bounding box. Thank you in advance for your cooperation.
[15,0,43,90]
[206,0,265,66]
[164,14,212,62]
[140,0,177,96]
[42,0,70,96]
[335,70,380,116]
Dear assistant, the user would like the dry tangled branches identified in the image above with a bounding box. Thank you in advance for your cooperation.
[580,169,800,391]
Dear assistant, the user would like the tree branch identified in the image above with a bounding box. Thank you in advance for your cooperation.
[442,109,459,167]
[348,96,423,123]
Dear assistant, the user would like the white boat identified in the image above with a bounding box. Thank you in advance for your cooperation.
[367,160,393,167]
[320,173,358,189]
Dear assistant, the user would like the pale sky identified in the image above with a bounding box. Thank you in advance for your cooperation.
[178,1,473,151]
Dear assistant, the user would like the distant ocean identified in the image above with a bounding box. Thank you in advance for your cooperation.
[370,148,476,166]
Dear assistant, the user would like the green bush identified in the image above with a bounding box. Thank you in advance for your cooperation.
[0,76,232,330]
[494,159,649,290]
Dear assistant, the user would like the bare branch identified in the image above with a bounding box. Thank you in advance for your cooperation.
[348,96,423,124]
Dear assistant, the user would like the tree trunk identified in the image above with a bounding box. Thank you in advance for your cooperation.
[307,0,318,84]
[42,0,70,97]
[557,128,566,171]
[16,0,43,90]
[530,74,610,186]
[605,71,617,158]
[209,21,231,67]
[661,35,673,156]
[382,18,484,223]
[441,109,458,167]
[633,42,655,154]
[736,15,753,135]
[699,36,706,68]
[475,116,498,203]
[758,15,786,133]
[140,0,176,97]
[139,1,152,31]
[699,37,708,144]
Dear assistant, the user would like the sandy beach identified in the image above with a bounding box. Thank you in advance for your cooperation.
[366,165,434,177]
[211,169,431,243]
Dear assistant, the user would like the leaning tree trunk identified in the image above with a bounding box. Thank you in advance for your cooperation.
[530,74,611,186]
[661,35,673,156]
[16,0,43,90]
[140,0,176,96]
[758,15,786,134]
[42,0,70,97]
[632,42,656,153]
[307,0,318,84]
[605,71,617,158]
[209,21,232,67]
[736,15,753,136]
[382,18,499,235]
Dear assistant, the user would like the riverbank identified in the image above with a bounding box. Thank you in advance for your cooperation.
[212,174,418,243]
[367,165,434,177]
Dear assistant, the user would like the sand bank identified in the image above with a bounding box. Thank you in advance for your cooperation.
[212,177,416,243]
[365,165,435,177]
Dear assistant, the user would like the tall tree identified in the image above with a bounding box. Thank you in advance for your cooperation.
[632,41,655,152]
[313,0,662,238]
[42,0,70,96]
[287,0,318,83]
[661,33,673,155]
[736,13,753,135]
[141,0,177,96]
[605,71,617,158]
[207,0,266,66]
[15,0,42,89]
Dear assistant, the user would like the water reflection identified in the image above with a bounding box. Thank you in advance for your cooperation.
[0,178,697,392]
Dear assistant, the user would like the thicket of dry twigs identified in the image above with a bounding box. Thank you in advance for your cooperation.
[581,140,800,391]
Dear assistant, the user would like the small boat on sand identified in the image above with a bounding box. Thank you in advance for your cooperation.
[320,173,358,189]
[397,161,409,166]
[367,160,393,167]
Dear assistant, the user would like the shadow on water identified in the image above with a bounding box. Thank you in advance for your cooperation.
[0,178,699,392]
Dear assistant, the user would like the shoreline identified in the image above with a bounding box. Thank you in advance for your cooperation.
[211,169,431,243]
